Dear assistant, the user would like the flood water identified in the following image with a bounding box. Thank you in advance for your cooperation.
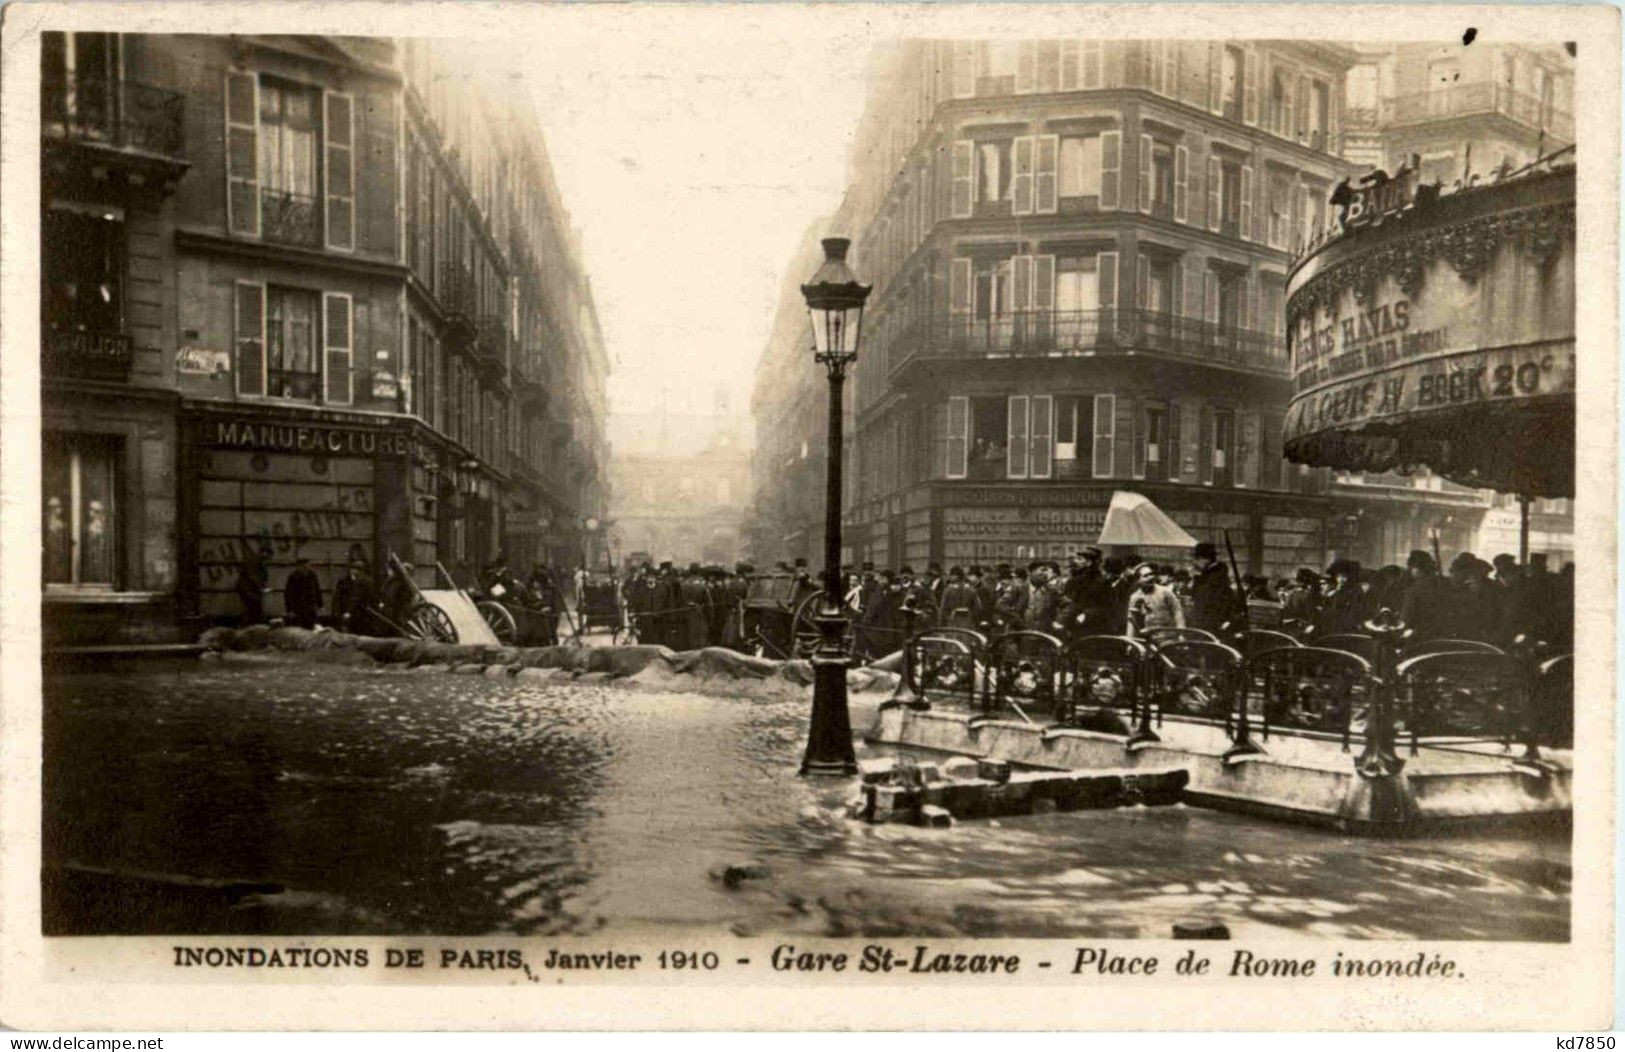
[43,657,1569,940]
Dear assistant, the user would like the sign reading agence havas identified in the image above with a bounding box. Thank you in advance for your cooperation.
[1294,297,1451,389]
[201,419,411,457]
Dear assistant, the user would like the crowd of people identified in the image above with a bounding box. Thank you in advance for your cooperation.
[237,538,1574,657]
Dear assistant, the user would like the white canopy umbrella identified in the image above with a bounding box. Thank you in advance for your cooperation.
[1096,490,1198,549]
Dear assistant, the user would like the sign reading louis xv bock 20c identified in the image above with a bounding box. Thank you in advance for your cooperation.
[199,419,412,457]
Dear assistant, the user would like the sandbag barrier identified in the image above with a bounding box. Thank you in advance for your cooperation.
[195,625,903,695]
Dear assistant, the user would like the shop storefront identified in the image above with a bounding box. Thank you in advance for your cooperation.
[852,481,1330,578]
[177,403,449,623]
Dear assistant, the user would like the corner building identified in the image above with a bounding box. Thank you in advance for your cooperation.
[838,40,1357,576]
[40,34,609,641]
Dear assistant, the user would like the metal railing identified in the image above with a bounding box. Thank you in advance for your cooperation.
[43,327,133,379]
[437,262,477,323]
[884,308,1288,374]
[1382,83,1574,142]
[474,315,509,372]
[260,188,321,248]
[41,77,185,157]
[893,619,1573,768]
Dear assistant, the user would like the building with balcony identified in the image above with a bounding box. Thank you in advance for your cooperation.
[816,39,1361,577]
[40,33,610,643]
[1348,41,1574,183]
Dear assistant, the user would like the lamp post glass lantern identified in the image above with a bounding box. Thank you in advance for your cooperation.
[798,237,871,777]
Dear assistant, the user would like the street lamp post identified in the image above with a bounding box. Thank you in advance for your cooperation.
[798,237,871,777]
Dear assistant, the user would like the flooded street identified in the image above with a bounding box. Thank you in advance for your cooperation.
[43,658,1569,940]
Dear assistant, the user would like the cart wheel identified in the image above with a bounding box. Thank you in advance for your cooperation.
[476,601,519,645]
[402,601,457,643]
[791,591,830,658]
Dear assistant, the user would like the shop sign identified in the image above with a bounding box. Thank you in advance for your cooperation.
[1284,342,1575,442]
[1332,162,1417,230]
[198,418,411,457]
[373,370,400,401]
[943,486,1115,508]
[176,346,230,377]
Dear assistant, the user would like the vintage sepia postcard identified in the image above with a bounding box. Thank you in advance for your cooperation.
[0,0,1616,1033]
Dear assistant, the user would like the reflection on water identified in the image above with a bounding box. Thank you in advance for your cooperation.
[43,659,1569,940]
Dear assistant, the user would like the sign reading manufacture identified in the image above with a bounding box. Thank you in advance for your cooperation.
[197,418,412,457]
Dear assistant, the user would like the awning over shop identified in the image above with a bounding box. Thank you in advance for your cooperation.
[1283,158,1575,499]
[1097,490,1198,549]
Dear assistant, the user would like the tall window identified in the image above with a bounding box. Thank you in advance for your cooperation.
[258,78,319,244]
[1308,81,1329,147]
[977,140,1012,204]
[1143,404,1168,481]
[42,435,118,589]
[266,286,320,401]
[41,32,117,135]
[1212,409,1235,487]
[1055,257,1100,313]
[968,397,1009,480]
[1059,134,1102,199]
[1220,46,1244,120]
[973,259,1012,320]
[1269,72,1289,136]
[42,208,123,341]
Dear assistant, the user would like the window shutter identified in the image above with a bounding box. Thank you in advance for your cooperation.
[1135,256,1150,310]
[1137,133,1153,214]
[1199,406,1214,485]
[1092,393,1116,478]
[1240,411,1261,488]
[234,281,266,396]
[1174,145,1189,223]
[1168,400,1183,479]
[947,396,969,478]
[1035,134,1058,214]
[1208,44,1223,113]
[950,257,972,318]
[1099,130,1120,210]
[1033,255,1054,310]
[951,140,974,218]
[1240,164,1254,241]
[1007,395,1030,479]
[1030,394,1053,478]
[1204,271,1219,324]
[225,71,259,237]
[1147,41,1163,92]
[1244,272,1257,332]
[324,91,355,251]
[952,43,976,98]
[1012,136,1035,215]
[1084,41,1104,88]
[1097,251,1118,309]
[323,291,353,405]
[1296,75,1310,143]
[1206,156,1221,232]
[1012,254,1032,314]
[1059,42,1079,91]
[1184,260,1202,318]
[1016,42,1036,94]
[1242,46,1260,126]
[1329,80,1343,154]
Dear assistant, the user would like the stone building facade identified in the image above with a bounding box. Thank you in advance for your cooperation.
[40,33,609,642]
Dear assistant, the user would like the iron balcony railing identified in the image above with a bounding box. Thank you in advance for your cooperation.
[881,308,1288,377]
[437,262,477,323]
[43,327,134,380]
[41,77,185,157]
[260,189,321,248]
[1382,83,1574,142]
[474,315,510,374]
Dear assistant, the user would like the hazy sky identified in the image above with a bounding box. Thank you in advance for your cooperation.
[515,15,876,447]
